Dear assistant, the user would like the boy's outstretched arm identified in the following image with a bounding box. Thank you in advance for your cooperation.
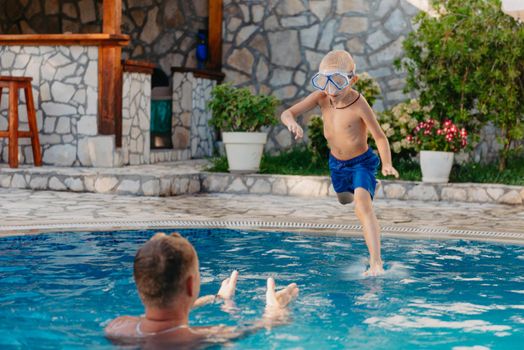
[281,90,323,140]
[360,98,399,178]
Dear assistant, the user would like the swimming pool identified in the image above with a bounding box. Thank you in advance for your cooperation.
[0,229,523,349]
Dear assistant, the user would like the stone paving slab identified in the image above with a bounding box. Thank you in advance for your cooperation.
[1,189,523,244]
[1,160,523,205]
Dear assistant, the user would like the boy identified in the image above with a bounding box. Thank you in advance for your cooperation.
[281,50,399,276]
[105,232,299,348]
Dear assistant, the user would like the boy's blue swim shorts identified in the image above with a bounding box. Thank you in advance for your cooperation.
[328,147,380,200]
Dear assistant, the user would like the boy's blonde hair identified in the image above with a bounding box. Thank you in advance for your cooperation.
[319,50,356,73]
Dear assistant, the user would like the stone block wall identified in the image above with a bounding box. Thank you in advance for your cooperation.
[0,45,98,166]
[191,77,216,158]
[0,0,208,75]
[222,0,419,153]
[1,0,415,110]
[171,72,217,159]
[1,0,513,162]
[122,71,151,165]
[222,0,418,109]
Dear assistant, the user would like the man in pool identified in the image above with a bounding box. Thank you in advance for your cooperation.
[281,50,399,276]
[104,232,299,348]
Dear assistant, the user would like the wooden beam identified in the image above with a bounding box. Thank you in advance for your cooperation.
[0,34,129,46]
[122,60,156,75]
[98,0,124,147]
[208,0,223,71]
[103,0,122,34]
[98,46,122,137]
[171,67,225,81]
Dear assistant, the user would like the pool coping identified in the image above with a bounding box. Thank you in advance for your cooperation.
[1,218,523,245]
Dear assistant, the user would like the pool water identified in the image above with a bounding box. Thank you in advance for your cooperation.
[0,229,523,349]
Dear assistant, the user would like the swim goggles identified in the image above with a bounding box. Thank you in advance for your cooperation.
[311,70,356,91]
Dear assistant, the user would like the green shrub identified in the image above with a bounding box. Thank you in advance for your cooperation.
[397,0,524,170]
[208,147,328,175]
[208,148,524,186]
[370,99,429,158]
[307,115,328,161]
[353,72,382,107]
[307,72,382,160]
[207,83,279,132]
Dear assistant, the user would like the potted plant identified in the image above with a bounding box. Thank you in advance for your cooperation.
[408,119,468,182]
[208,84,279,173]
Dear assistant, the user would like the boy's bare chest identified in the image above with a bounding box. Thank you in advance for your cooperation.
[322,108,363,132]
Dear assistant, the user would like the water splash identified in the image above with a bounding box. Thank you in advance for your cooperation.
[341,260,411,280]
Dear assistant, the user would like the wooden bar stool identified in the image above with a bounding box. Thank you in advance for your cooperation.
[0,76,42,168]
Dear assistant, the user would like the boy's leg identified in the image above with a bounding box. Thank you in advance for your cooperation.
[336,192,354,204]
[353,187,384,276]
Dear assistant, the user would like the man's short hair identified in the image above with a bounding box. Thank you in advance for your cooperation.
[133,232,197,308]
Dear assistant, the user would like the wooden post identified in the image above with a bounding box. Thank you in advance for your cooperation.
[98,0,123,147]
[208,0,223,71]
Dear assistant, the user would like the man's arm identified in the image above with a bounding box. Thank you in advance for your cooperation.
[192,270,239,309]
[360,98,399,178]
[195,278,299,342]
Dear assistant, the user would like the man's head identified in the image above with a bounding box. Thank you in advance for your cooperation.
[133,232,200,309]
[314,50,359,98]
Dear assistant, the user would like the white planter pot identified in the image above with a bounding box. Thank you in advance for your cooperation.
[222,132,267,173]
[420,150,454,183]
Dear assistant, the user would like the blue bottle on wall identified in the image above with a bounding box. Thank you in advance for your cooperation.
[196,30,208,69]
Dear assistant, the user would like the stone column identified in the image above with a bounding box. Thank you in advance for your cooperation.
[171,68,223,159]
[121,71,152,165]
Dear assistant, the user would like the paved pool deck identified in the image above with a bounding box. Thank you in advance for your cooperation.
[1,188,523,244]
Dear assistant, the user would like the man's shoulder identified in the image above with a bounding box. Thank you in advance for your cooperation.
[105,316,139,337]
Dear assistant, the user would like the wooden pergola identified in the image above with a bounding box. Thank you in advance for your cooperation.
[99,0,223,144]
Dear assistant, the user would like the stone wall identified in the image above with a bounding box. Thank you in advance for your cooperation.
[222,0,419,152]
[122,71,151,165]
[0,0,208,74]
[171,72,217,159]
[2,0,512,162]
[223,0,417,109]
[0,45,98,166]
[190,77,216,158]
[2,0,415,107]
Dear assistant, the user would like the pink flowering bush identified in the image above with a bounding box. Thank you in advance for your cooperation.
[407,119,468,152]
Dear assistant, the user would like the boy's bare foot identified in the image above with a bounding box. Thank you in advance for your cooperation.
[363,261,385,277]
